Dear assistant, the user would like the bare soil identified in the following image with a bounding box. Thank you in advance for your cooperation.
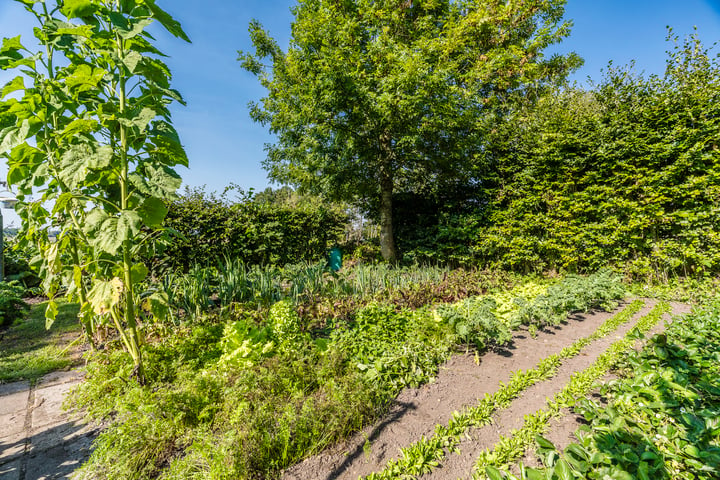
[283,300,691,480]
[517,301,693,471]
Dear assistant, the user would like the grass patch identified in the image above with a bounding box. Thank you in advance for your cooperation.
[0,300,82,384]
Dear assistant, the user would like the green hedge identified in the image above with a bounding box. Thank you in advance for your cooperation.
[153,188,349,272]
[470,34,720,278]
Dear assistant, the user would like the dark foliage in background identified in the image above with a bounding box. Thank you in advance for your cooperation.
[3,237,41,288]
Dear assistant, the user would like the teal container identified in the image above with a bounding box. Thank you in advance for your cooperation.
[328,247,342,272]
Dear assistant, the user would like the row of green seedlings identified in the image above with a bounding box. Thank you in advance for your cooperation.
[477,302,672,479]
[362,299,646,479]
[436,269,626,354]
[489,301,720,480]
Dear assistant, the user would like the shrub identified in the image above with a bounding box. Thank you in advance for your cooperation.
[0,281,29,328]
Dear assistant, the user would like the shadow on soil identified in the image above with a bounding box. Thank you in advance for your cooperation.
[324,400,417,480]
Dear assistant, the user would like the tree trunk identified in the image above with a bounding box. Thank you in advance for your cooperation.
[379,154,398,262]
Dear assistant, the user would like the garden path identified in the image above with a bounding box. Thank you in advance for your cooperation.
[0,371,96,480]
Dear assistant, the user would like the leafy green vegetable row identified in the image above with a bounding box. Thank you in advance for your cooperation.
[364,299,646,479]
[434,270,625,355]
[71,271,627,479]
[478,302,672,479]
[490,300,720,480]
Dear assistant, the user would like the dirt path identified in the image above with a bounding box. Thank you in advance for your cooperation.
[0,371,97,480]
[515,301,693,472]
[283,300,690,480]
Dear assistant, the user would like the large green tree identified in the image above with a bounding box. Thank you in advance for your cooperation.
[240,0,580,261]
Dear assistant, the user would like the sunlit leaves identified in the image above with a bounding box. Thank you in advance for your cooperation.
[0,119,31,154]
[491,303,720,479]
[60,0,98,19]
[137,196,168,227]
[45,300,59,330]
[84,209,142,255]
[476,34,720,277]
[143,0,191,43]
[1,77,25,98]
[129,163,182,199]
[58,143,113,188]
[0,36,24,69]
[64,64,106,98]
[0,1,189,378]
[88,277,124,315]
[241,0,579,259]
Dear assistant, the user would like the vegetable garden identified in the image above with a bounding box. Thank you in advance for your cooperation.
[1,0,719,479]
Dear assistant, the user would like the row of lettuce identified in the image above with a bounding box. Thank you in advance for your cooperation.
[485,300,720,479]
[364,299,649,479]
[70,269,625,479]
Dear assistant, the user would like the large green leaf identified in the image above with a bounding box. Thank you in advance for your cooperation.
[58,144,113,189]
[137,196,168,227]
[109,13,153,40]
[0,36,23,56]
[131,263,148,283]
[84,209,142,255]
[60,118,99,139]
[122,50,143,73]
[119,107,156,132]
[60,0,98,19]
[0,119,30,154]
[143,290,169,323]
[129,164,181,199]
[45,300,59,330]
[484,466,504,480]
[148,121,188,166]
[64,64,106,97]
[553,459,574,480]
[45,242,62,275]
[87,278,124,315]
[55,24,96,39]
[144,0,191,43]
[7,144,44,185]
[1,76,25,98]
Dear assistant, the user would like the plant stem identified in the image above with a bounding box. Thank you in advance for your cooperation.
[116,32,144,383]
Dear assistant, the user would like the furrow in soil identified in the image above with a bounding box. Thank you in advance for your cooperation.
[282,300,649,480]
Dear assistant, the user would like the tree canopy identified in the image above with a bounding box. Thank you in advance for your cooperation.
[240,0,581,261]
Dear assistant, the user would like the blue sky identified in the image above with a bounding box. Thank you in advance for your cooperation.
[1,0,720,226]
